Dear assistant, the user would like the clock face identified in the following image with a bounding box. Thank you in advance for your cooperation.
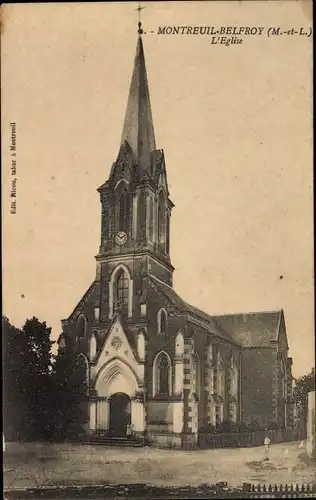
[115,231,127,246]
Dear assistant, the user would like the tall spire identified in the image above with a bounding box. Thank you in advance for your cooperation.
[120,20,156,171]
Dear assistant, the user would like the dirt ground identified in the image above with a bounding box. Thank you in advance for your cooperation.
[4,440,316,491]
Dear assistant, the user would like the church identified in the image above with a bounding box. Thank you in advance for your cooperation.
[59,23,294,448]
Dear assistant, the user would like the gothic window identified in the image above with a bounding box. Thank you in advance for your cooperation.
[158,355,169,395]
[153,351,172,396]
[76,315,87,342]
[158,190,166,251]
[115,268,129,311]
[157,308,168,335]
[109,264,132,319]
[137,191,146,240]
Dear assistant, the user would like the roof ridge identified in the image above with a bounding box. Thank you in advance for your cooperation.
[148,275,235,343]
[213,309,282,318]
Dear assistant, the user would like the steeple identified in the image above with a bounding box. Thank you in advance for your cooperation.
[97,14,174,284]
[120,27,156,171]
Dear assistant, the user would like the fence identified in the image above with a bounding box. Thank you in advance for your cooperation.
[243,483,316,498]
[198,429,300,449]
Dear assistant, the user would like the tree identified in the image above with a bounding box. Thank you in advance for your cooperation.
[51,346,88,440]
[3,316,27,440]
[19,317,55,440]
[293,368,315,435]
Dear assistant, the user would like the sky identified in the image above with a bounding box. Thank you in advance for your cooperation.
[2,1,314,378]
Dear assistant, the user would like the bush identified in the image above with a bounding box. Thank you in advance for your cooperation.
[199,420,265,434]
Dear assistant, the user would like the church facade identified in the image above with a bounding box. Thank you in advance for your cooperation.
[59,29,294,448]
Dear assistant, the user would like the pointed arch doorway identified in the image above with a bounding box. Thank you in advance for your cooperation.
[108,392,131,437]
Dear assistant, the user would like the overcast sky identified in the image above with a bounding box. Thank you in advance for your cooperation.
[2,1,313,377]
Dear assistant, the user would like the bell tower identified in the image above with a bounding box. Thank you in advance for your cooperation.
[96,22,174,289]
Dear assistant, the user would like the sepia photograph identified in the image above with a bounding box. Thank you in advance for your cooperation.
[2,1,314,498]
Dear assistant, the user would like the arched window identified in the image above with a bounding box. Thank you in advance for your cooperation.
[137,191,147,240]
[153,352,172,396]
[157,308,168,335]
[114,268,129,312]
[76,315,87,342]
[158,190,166,251]
[158,355,170,395]
[109,264,132,319]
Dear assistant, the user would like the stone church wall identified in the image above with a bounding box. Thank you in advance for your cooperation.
[241,347,276,427]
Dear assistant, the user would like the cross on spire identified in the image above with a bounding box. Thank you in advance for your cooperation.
[135,2,145,34]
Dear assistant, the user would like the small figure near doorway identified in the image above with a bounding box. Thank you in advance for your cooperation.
[263,432,271,461]
[126,424,132,439]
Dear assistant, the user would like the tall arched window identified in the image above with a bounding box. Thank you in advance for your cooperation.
[109,264,132,319]
[137,191,146,240]
[157,308,168,335]
[153,351,171,396]
[158,190,166,252]
[114,268,129,312]
[158,354,170,395]
[76,315,87,342]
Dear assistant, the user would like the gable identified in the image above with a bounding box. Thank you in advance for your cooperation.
[109,141,136,186]
[215,311,282,347]
[66,281,99,322]
[91,316,142,385]
[277,310,289,351]
[148,274,233,343]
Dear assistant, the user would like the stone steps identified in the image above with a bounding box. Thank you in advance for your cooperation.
[88,435,145,447]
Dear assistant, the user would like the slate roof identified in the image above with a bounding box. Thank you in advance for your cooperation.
[149,275,283,348]
[213,310,283,348]
[148,275,234,343]
[120,34,156,172]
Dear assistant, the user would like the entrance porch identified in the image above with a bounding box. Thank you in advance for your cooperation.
[89,358,145,438]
